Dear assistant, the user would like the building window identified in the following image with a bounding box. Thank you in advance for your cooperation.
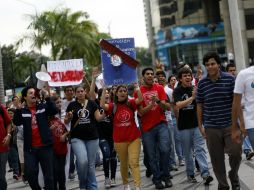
[245,13,254,30]
[183,0,202,18]
[159,1,177,16]
[158,0,174,5]
[161,16,176,28]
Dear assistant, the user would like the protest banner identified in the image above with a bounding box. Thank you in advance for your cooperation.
[100,38,138,86]
[47,59,84,86]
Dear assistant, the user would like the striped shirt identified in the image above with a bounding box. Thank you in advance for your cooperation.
[196,71,235,128]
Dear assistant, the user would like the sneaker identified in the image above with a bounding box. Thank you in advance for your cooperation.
[111,178,116,187]
[104,178,111,188]
[179,160,185,166]
[163,178,173,188]
[22,175,28,184]
[8,168,13,173]
[124,184,131,190]
[169,164,178,171]
[187,175,197,183]
[154,181,165,189]
[203,175,213,185]
[68,173,75,180]
[246,151,254,160]
[229,172,240,190]
[13,174,19,180]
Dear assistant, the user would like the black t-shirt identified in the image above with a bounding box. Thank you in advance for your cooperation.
[66,100,99,140]
[95,99,113,140]
[173,85,198,130]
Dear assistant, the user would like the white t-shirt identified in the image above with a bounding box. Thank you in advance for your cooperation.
[164,85,173,122]
[234,66,254,129]
[61,98,75,131]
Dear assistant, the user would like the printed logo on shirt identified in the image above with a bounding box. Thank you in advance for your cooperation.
[251,81,254,89]
[116,110,131,127]
[31,113,37,129]
[181,93,194,110]
[78,109,90,124]
[50,119,65,137]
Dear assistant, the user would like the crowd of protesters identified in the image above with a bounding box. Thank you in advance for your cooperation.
[0,51,253,190]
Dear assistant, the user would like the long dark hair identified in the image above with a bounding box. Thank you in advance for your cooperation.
[114,85,134,111]
[114,85,128,104]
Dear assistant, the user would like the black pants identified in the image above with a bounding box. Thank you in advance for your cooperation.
[53,154,66,190]
[206,127,242,190]
[99,139,117,179]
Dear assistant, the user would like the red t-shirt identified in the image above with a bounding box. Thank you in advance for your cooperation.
[108,99,141,143]
[136,83,167,132]
[49,117,68,155]
[0,105,11,152]
[29,106,44,147]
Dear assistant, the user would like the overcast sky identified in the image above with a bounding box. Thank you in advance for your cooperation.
[0,0,148,55]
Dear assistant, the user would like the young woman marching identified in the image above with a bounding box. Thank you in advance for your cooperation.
[95,89,117,188]
[64,86,105,190]
[100,84,143,190]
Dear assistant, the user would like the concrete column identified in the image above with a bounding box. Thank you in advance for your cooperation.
[220,0,234,57]
[0,45,5,104]
[143,0,156,66]
[238,0,249,68]
[228,0,248,70]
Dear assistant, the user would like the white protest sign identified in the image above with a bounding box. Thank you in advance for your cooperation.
[47,59,84,86]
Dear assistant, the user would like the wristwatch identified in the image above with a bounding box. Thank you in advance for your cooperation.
[7,133,11,138]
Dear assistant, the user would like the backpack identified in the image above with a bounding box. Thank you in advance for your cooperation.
[0,105,7,128]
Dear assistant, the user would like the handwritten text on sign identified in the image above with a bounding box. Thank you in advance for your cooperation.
[47,59,84,86]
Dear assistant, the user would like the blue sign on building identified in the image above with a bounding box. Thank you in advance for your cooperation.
[156,22,225,46]
[157,48,170,67]
[100,38,137,86]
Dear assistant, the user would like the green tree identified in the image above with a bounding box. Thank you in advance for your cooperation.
[1,45,17,89]
[136,47,152,66]
[1,45,47,89]
[20,8,107,67]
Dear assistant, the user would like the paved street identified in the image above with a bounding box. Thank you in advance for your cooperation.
[6,153,253,190]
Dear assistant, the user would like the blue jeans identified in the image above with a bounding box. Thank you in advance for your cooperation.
[69,145,76,174]
[179,127,209,178]
[172,116,184,161]
[71,138,99,190]
[166,120,176,166]
[24,146,54,190]
[247,129,254,150]
[142,122,171,183]
[0,152,8,190]
[243,135,253,154]
[99,139,117,179]
[8,143,20,175]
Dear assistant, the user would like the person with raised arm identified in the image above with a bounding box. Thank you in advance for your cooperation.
[100,84,143,190]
